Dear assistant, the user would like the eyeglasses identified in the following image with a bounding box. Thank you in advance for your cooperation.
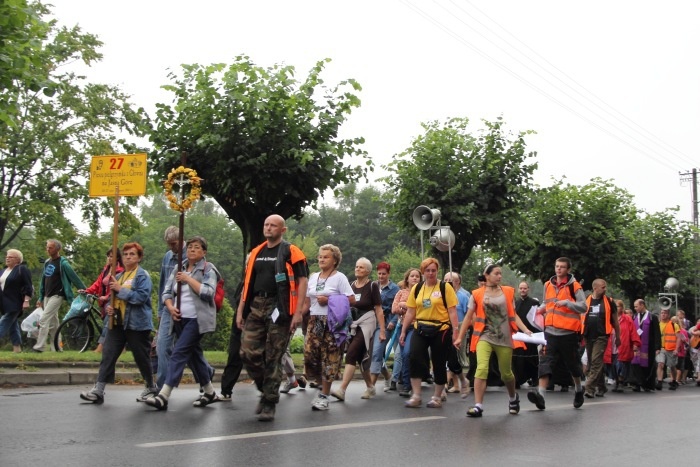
[5,256,18,259]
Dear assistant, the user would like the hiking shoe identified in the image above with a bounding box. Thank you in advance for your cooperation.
[527,390,545,410]
[80,387,104,404]
[573,390,585,408]
[193,392,219,407]
[136,386,158,402]
[297,375,307,389]
[361,386,377,399]
[280,380,299,393]
[330,388,346,401]
[258,403,276,421]
[509,393,520,414]
[312,394,329,411]
[144,394,168,411]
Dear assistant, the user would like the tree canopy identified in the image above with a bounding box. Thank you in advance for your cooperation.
[383,117,537,273]
[0,2,149,250]
[150,57,370,258]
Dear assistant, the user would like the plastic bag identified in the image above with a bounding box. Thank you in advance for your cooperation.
[526,305,544,331]
[64,294,90,320]
[21,307,42,339]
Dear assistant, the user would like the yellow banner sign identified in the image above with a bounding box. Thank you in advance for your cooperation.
[89,154,148,197]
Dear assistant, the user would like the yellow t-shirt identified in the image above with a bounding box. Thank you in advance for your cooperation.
[406,280,458,331]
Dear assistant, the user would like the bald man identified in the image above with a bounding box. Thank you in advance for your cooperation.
[237,215,309,421]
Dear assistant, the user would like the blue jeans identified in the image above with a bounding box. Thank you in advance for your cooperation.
[401,327,414,387]
[156,313,174,388]
[370,326,389,375]
[389,323,403,383]
[0,309,22,346]
[165,318,212,388]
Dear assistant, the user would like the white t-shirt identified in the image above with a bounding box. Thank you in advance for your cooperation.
[307,271,354,316]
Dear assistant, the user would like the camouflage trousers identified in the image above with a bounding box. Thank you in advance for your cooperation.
[240,296,292,404]
[304,315,342,383]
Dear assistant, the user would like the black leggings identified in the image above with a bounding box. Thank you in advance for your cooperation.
[409,330,452,385]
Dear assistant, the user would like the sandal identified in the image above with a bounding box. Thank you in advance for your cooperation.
[193,392,218,408]
[144,394,168,411]
[446,387,459,393]
[426,396,443,408]
[466,405,483,417]
[404,394,422,408]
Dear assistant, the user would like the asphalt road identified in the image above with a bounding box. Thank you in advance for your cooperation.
[2,380,699,467]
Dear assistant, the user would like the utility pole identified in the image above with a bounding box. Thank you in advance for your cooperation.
[680,168,699,317]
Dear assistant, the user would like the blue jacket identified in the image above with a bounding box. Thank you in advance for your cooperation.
[162,258,217,334]
[114,266,154,331]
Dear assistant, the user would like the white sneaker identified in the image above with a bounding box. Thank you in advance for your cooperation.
[312,394,329,411]
[361,386,377,399]
[383,379,391,392]
[330,388,345,401]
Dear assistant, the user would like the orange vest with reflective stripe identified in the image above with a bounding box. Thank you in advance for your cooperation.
[661,321,678,351]
[544,280,583,332]
[581,295,613,335]
[470,286,519,352]
[242,241,306,315]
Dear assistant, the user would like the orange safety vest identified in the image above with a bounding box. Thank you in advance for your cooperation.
[661,321,678,351]
[581,295,613,335]
[470,286,521,352]
[241,241,306,315]
[544,280,583,333]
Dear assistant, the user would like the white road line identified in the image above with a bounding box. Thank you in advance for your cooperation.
[137,416,446,448]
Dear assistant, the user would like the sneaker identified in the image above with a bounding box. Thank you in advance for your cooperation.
[330,388,345,401]
[312,394,329,411]
[398,386,411,398]
[669,381,678,390]
[584,391,595,399]
[655,381,663,390]
[136,386,158,402]
[219,393,232,401]
[79,387,104,404]
[383,379,391,392]
[297,375,307,389]
[258,403,276,421]
[361,386,377,399]
[573,390,585,408]
[509,393,520,414]
[389,381,397,391]
[280,380,299,393]
[527,390,545,410]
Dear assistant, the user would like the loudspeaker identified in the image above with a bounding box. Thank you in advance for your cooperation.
[412,206,441,231]
[429,227,455,252]
[658,296,673,310]
[664,277,679,292]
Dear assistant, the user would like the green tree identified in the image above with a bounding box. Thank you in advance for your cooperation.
[618,208,698,303]
[0,3,149,251]
[383,117,537,273]
[150,57,369,259]
[0,0,49,127]
[497,178,642,289]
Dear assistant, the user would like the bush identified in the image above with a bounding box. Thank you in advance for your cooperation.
[289,335,304,353]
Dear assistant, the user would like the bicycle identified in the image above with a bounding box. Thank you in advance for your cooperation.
[54,293,104,352]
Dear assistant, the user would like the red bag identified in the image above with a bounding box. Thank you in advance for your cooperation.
[205,262,225,312]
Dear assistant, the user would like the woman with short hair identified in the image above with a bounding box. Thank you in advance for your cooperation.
[0,249,33,353]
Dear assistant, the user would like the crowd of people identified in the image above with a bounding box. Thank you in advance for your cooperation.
[4,217,700,422]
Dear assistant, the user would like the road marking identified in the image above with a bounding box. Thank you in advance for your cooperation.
[137,416,446,448]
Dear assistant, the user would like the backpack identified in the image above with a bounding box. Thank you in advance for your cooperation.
[205,262,225,312]
[413,280,448,308]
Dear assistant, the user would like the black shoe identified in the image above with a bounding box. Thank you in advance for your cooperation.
[258,403,276,421]
[389,381,397,391]
[632,385,641,392]
[669,381,678,390]
[573,390,585,408]
[144,394,168,411]
[527,390,545,410]
[655,381,663,390]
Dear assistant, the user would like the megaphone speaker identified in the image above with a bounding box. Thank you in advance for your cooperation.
[412,206,441,230]
[658,296,673,310]
[429,227,455,252]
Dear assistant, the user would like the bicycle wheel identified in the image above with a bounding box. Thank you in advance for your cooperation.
[55,316,94,352]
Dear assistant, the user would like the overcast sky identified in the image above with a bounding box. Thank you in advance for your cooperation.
[50,0,699,222]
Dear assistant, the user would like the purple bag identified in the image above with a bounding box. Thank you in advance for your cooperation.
[327,294,352,348]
